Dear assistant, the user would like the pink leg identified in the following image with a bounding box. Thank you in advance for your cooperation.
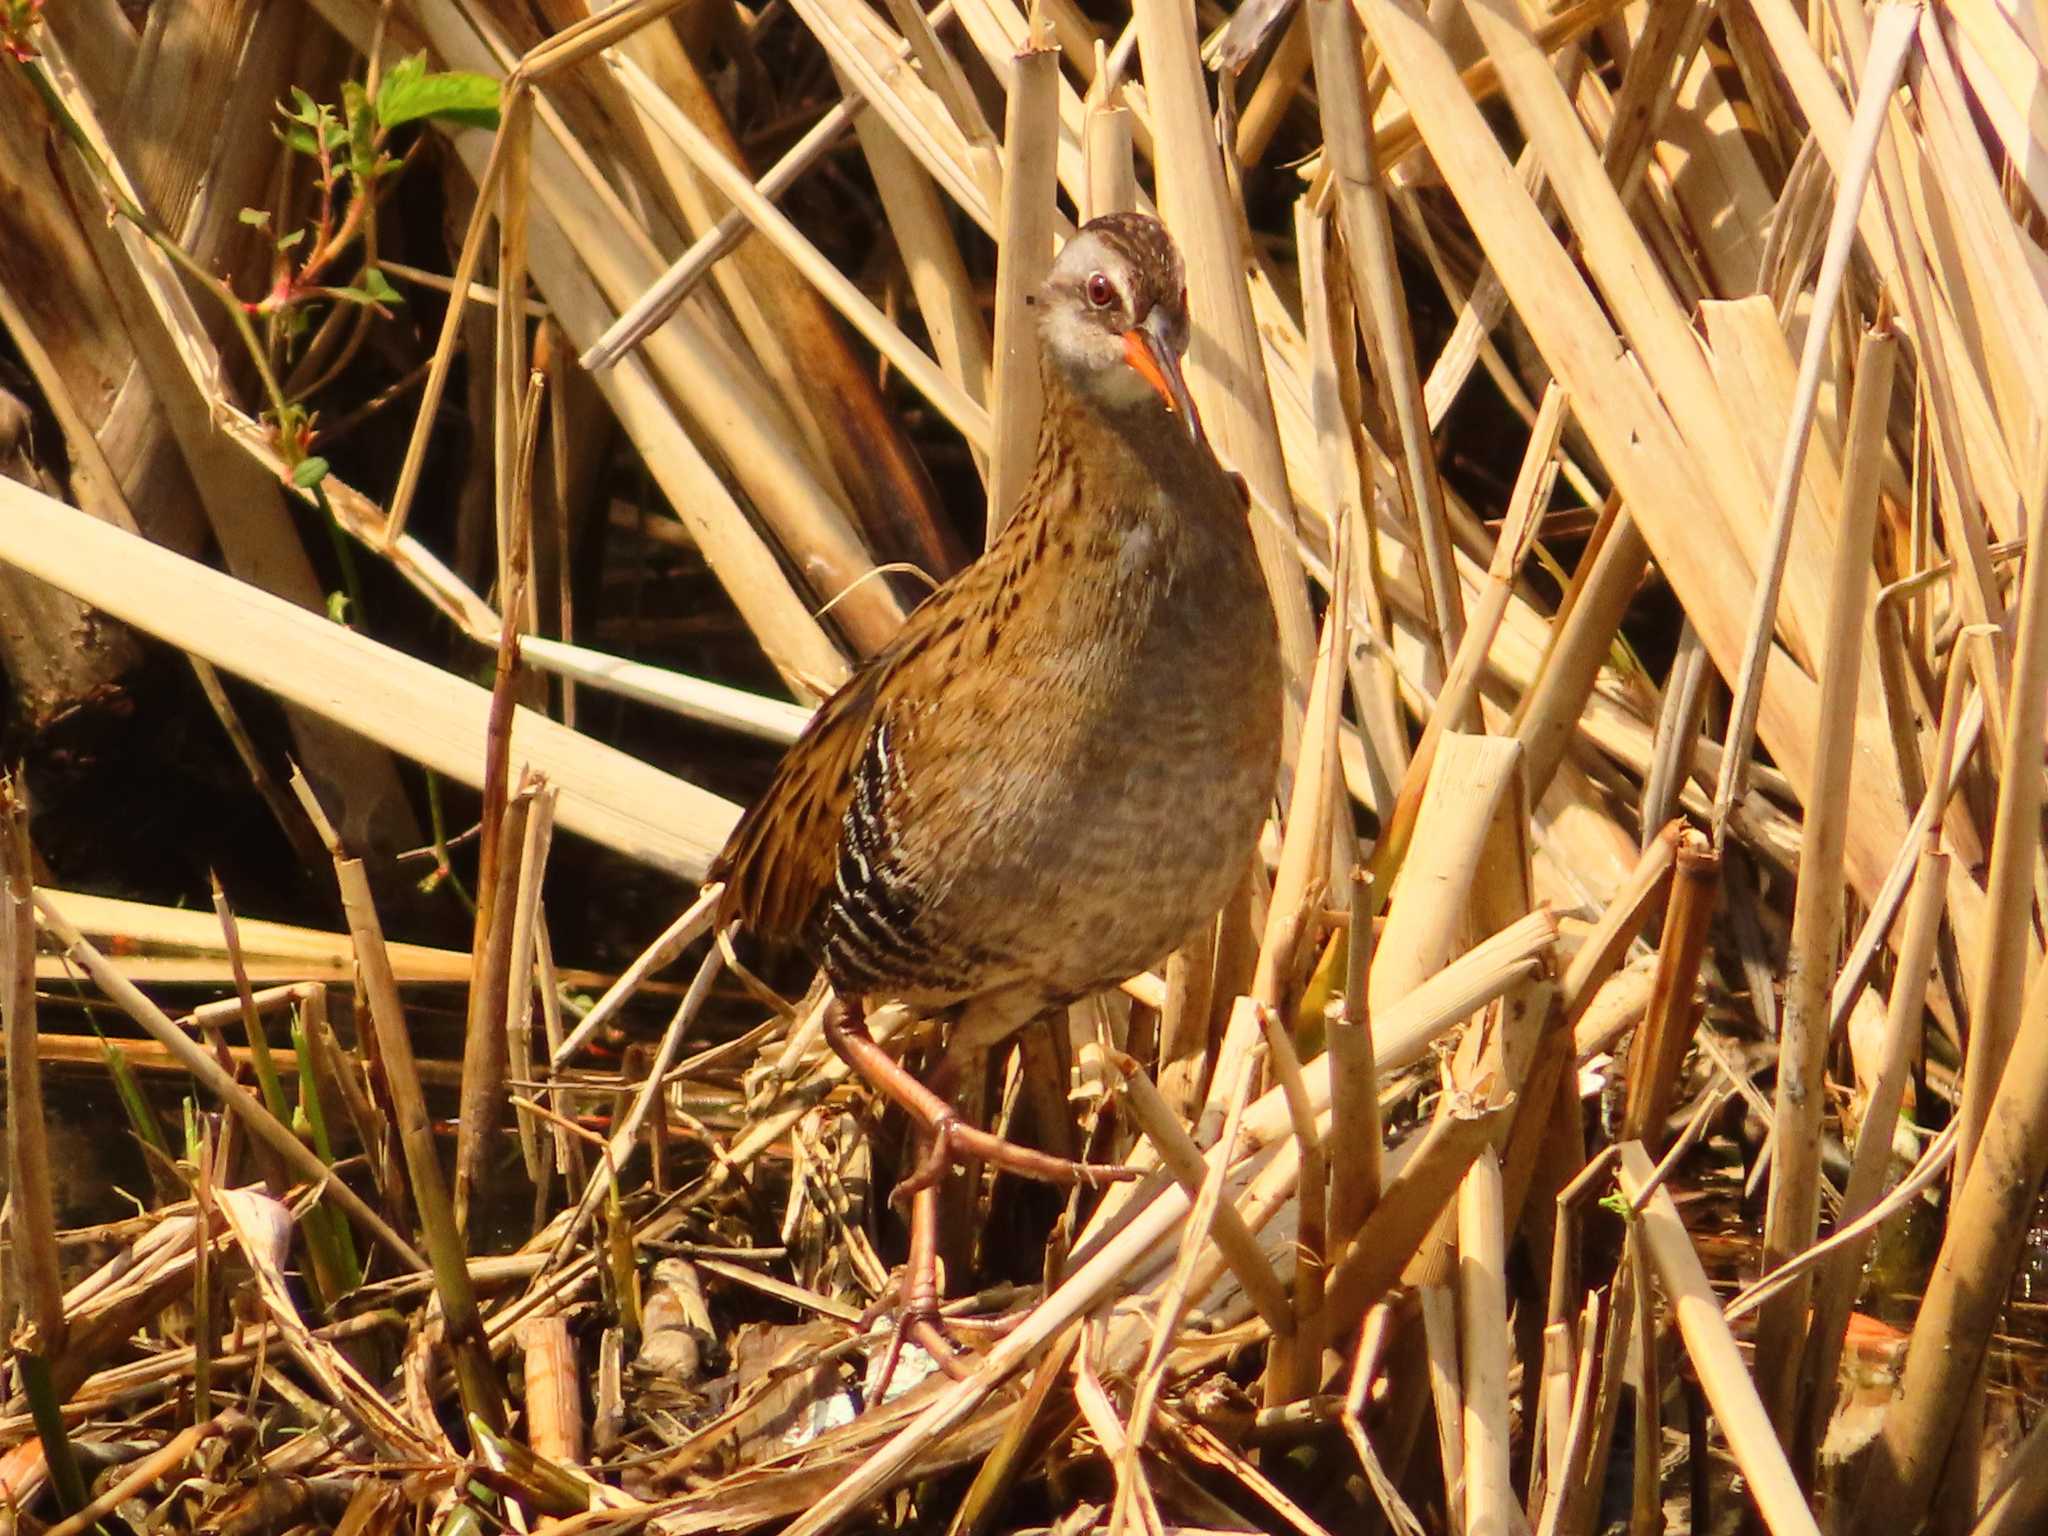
[823,995,1138,1196]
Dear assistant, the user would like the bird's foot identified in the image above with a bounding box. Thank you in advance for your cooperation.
[862,1177,975,1406]
[860,1278,972,1407]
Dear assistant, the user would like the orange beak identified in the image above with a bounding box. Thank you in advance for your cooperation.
[1121,310,1204,444]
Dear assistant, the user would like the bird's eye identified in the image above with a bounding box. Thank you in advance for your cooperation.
[1085,272,1116,309]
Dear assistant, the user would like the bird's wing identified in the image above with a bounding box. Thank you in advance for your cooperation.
[709,656,888,947]
[709,530,1026,945]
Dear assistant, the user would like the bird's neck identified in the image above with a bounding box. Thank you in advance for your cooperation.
[1023,354,1220,521]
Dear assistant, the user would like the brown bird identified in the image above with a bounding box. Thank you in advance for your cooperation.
[709,212,1282,1385]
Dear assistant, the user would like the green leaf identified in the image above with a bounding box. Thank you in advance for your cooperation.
[374,52,501,131]
[361,267,403,304]
[238,206,271,229]
[275,227,306,252]
[281,125,321,157]
[291,456,331,489]
[326,590,352,625]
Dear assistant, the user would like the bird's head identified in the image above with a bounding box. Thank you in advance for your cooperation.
[1036,213,1201,442]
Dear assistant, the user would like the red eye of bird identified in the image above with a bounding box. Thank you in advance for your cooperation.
[1085,272,1116,309]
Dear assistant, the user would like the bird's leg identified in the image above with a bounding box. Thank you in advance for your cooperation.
[865,1159,971,1405]
[823,995,1139,1195]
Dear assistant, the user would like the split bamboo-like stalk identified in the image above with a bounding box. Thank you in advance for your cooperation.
[1751,321,1898,1437]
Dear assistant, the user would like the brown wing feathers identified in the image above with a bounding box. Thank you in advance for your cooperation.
[709,661,886,945]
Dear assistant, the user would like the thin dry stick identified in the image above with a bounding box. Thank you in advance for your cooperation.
[1750,323,1898,1438]
[1109,1054,1293,1332]
[1307,0,1463,672]
[604,51,991,451]
[1706,10,1915,843]
[41,1410,251,1536]
[1642,620,1713,842]
[1110,1053,1259,1536]
[493,94,534,603]
[552,885,720,1066]
[30,896,425,1272]
[986,38,1059,536]
[506,778,558,1187]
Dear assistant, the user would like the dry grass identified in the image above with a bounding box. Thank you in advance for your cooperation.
[1,0,2047,1530]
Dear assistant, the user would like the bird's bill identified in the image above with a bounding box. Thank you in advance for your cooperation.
[1121,313,1204,443]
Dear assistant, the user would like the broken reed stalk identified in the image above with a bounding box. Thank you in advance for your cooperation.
[1852,891,2048,1523]
[1326,867,1382,1245]
[1458,1146,1514,1536]
[1307,0,1461,678]
[1617,831,1719,1149]
[1751,322,1896,1439]
[1109,1054,1291,1331]
[986,37,1058,536]
[0,777,86,1517]
[1800,623,1970,1456]
[289,769,503,1431]
[1616,1144,1822,1536]
[2,778,62,1360]
[1082,81,1135,220]
[1252,1003,1327,1403]
[456,369,545,1231]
